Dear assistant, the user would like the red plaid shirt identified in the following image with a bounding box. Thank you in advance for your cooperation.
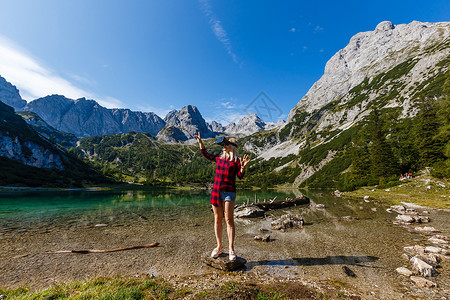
[200,148,245,206]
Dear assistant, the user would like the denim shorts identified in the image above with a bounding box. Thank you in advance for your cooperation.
[219,191,236,202]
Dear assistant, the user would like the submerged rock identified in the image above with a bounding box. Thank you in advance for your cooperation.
[410,276,437,288]
[201,252,246,271]
[271,214,304,230]
[254,234,270,242]
[414,226,440,233]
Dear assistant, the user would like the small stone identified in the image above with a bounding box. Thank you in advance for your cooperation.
[414,226,440,233]
[390,205,406,213]
[364,196,370,201]
[396,267,412,277]
[434,235,450,241]
[429,237,448,245]
[254,234,270,242]
[404,245,425,255]
[409,256,437,277]
[371,208,377,212]
[339,216,358,221]
[316,204,325,209]
[410,276,437,288]
[416,254,441,267]
[425,246,444,254]
[95,224,108,227]
[395,214,415,223]
[413,215,430,223]
[385,189,391,192]
[422,211,430,214]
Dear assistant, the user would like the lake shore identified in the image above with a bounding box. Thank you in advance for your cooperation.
[345,175,450,210]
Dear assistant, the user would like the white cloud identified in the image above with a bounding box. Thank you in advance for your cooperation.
[199,0,240,65]
[314,25,324,33]
[289,27,296,32]
[0,35,124,108]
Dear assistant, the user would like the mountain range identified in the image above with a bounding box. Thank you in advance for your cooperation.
[1,20,449,188]
[0,78,283,141]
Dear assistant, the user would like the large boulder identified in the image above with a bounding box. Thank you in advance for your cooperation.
[234,205,265,218]
[201,252,246,271]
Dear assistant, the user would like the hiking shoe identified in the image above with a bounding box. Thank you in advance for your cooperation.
[211,247,222,258]
[229,250,237,261]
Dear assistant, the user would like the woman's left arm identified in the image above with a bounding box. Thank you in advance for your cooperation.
[238,154,250,179]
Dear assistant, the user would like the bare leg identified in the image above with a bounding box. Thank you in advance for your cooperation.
[224,201,235,253]
[212,202,224,251]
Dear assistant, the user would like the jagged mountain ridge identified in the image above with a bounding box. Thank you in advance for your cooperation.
[23,95,166,137]
[0,74,281,141]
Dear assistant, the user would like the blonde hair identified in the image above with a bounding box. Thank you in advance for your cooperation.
[220,137,239,162]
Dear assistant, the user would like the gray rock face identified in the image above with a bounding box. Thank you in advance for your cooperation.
[225,114,266,136]
[157,105,215,142]
[201,251,246,271]
[0,102,65,170]
[24,95,165,137]
[0,76,26,111]
[0,132,64,170]
[207,121,225,133]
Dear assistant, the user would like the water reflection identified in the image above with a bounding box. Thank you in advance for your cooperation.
[0,188,299,231]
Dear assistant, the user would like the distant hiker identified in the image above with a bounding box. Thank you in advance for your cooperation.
[194,132,250,261]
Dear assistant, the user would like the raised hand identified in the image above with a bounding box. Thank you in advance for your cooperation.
[194,132,205,150]
[240,154,250,169]
[193,131,201,143]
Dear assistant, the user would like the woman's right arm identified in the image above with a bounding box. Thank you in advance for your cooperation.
[194,132,217,161]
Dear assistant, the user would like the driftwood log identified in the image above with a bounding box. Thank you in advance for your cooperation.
[251,196,310,210]
[46,242,159,254]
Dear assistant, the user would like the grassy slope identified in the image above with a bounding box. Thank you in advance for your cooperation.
[0,274,358,300]
[346,174,450,209]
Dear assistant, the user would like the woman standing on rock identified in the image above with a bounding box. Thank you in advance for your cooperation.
[194,132,250,261]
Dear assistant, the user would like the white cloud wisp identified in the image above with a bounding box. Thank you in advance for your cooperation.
[199,0,240,65]
[0,35,123,108]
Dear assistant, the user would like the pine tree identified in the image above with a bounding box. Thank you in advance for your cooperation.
[367,109,398,180]
[414,99,444,167]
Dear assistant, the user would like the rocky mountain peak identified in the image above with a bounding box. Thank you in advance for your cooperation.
[225,114,267,136]
[287,21,450,121]
[0,75,27,111]
[158,105,213,142]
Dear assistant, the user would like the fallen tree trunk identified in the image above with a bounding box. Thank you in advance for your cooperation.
[252,196,310,210]
[46,242,159,254]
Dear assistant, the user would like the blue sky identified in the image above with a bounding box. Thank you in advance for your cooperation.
[0,0,448,125]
